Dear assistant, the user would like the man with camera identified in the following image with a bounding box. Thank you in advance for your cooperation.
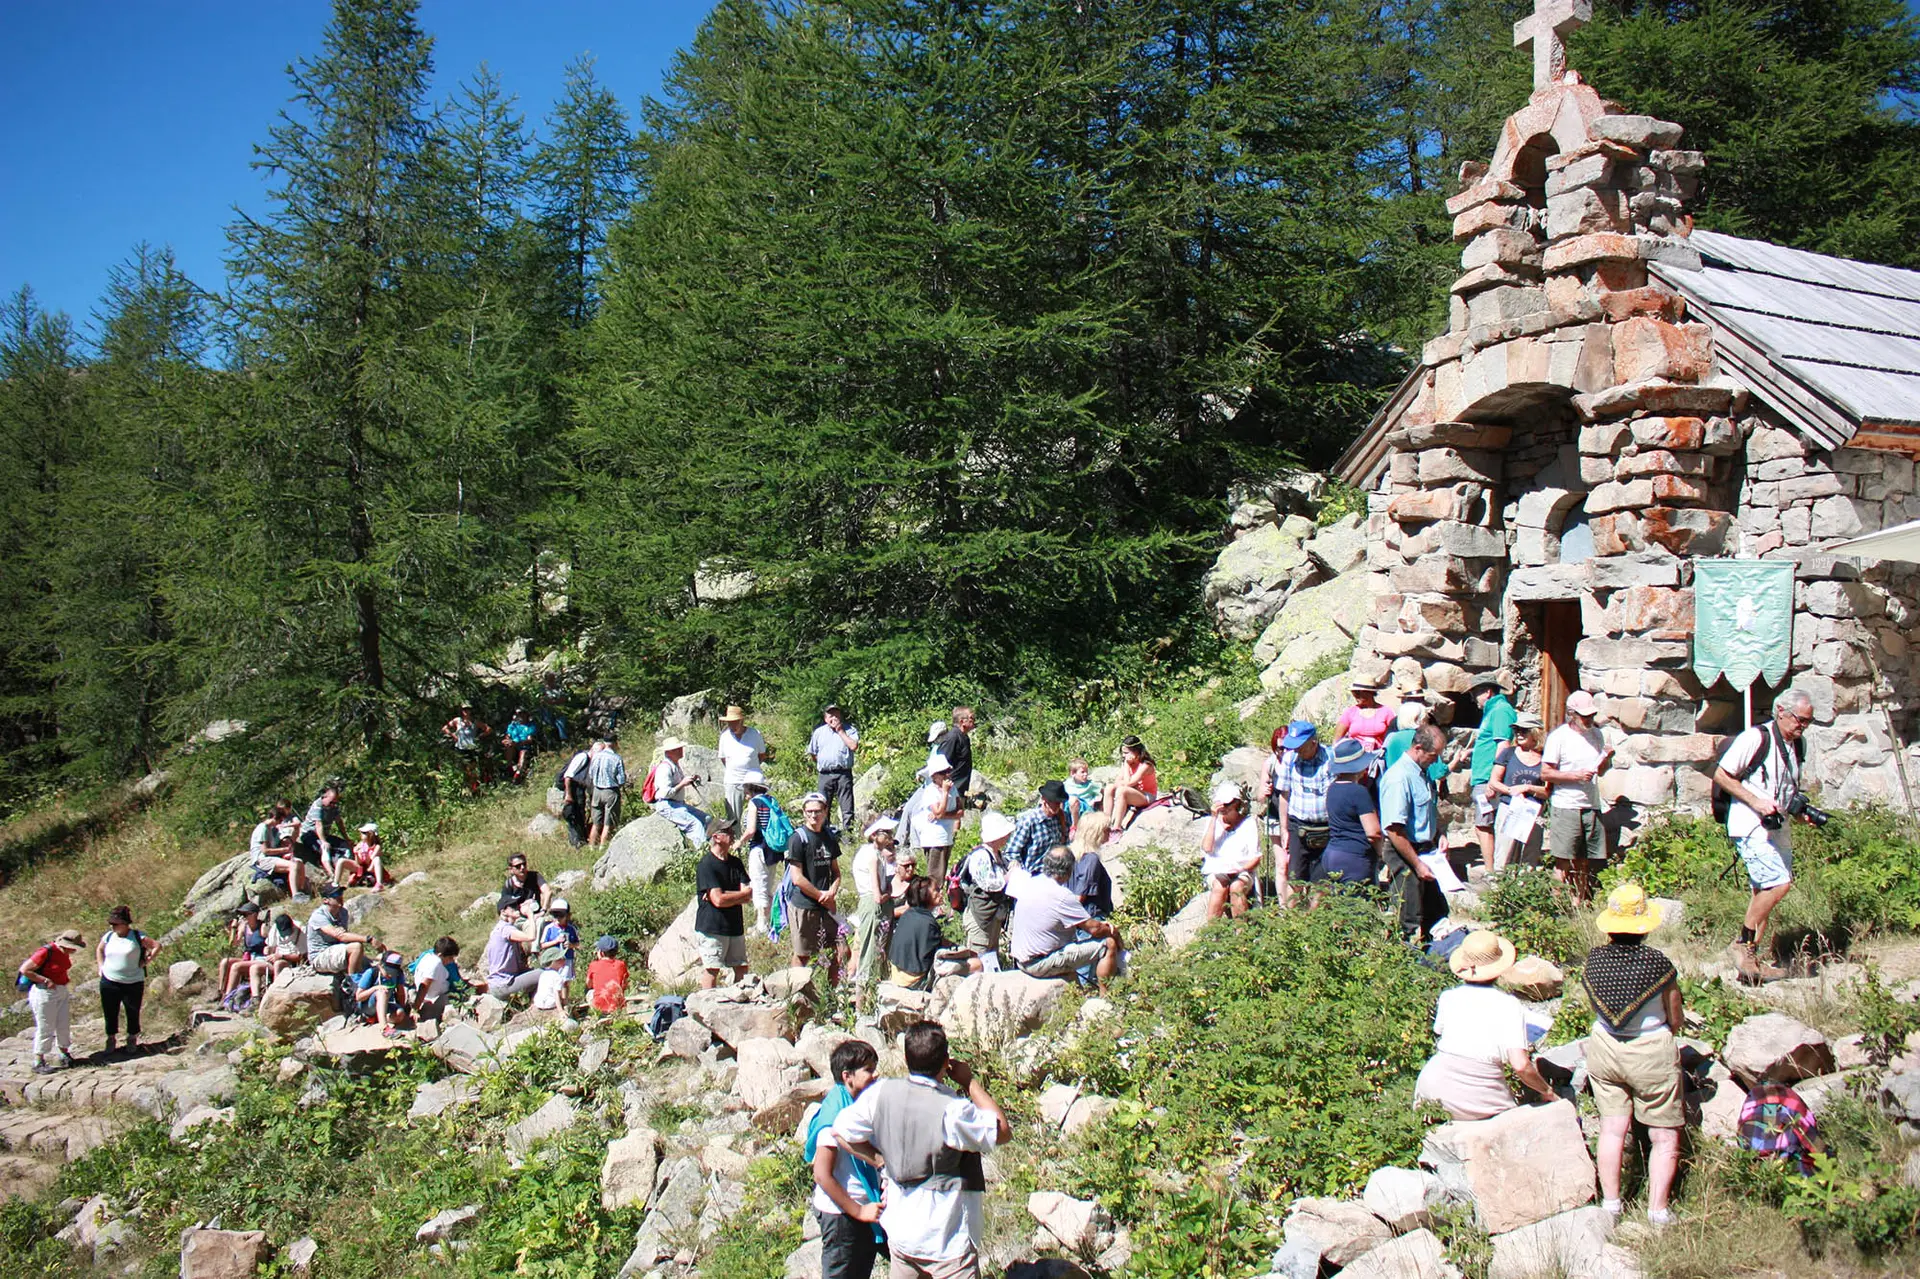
[1713,688,1818,984]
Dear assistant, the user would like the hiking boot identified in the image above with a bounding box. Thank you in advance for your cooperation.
[1754,955,1789,983]
[1727,940,1762,983]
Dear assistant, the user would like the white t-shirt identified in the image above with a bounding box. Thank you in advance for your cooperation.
[1007,867,1090,963]
[909,783,957,848]
[719,727,768,785]
[415,953,452,1001]
[1541,723,1605,810]
[808,1125,874,1217]
[851,842,883,905]
[1432,983,1529,1063]
[829,1075,1000,1262]
[1717,724,1800,841]
[649,756,683,802]
[249,819,273,861]
[1200,815,1262,878]
[533,968,567,1010]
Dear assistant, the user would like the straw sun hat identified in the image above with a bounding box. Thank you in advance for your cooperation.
[1595,882,1664,935]
[1448,930,1518,983]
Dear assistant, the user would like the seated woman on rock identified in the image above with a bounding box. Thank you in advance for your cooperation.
[218,903,272,1013]
[1413,929,1555,1121]
[1102,736,1159,835]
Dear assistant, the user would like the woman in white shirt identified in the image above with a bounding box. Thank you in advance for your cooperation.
[1414,930,1555,1120]
[849,816,899,989]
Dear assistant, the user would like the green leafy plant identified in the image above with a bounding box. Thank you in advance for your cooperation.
[1482,866,1585,966]
[1116,846,1201,928]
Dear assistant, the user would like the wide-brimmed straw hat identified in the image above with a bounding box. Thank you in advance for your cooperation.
[53,929,84,951]
[720,705,747,723]
[1595,882,1663,934]
[1349,674,1382,692]
[660,735,686,753]
[1448,930,1518,982]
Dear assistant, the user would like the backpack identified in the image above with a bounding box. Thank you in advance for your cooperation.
[754,794,794,855]
[640,762,662,805]
[647,993,688,1040]
[1711,723,1802,823]
[15,945,49,993]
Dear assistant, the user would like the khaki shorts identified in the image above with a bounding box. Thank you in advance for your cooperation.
[311,943,355,975]
[891,1249,978,1279]
[592,787,623,826]
[791,907,838,957]
[1586,1025,1684,1128]
[696,931,746,970]
[1549,805,1607,862]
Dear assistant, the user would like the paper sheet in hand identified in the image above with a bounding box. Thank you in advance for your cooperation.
[1420,852,1466,893]
[1499,796,1542,847]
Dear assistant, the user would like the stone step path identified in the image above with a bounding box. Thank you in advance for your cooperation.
[0,1026,191,1109]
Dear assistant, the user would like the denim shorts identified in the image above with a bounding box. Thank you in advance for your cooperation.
[1736,824,1793,891]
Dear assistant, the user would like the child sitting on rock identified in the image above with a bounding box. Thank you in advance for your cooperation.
[354,950,412,1035]
[587,936,629,1016]
[531,946,570,1011]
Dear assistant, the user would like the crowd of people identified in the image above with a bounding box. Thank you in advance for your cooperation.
[12,679,1830,1274]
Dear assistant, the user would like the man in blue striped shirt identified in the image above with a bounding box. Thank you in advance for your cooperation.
[1271,721,1333,904]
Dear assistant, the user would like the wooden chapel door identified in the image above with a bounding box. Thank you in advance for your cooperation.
[1539,600,1581,728]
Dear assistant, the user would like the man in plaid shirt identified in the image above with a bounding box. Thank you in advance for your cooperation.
[1271,721,1333,903]
[1005,781,1072,873]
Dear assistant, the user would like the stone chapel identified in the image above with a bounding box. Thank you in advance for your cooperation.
[1334,1,1920,826]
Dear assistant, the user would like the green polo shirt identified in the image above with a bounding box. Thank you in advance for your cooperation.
[1470,694,1518,786]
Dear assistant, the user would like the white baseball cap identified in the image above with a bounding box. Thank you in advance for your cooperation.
[740,769,766,787]
[1565,690,1599,718]
[549,898,570,914]
[1210,781,1244,806]
[979,811,1015,843]
[926,720,947,744]
[358,822,378,833]
[863,816,899,839]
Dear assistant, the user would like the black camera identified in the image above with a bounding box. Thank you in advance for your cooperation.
[1762,795,1831,830]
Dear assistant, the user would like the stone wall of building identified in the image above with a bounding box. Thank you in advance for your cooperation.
[1727,420,1920,808]
[1351,77,1920,828]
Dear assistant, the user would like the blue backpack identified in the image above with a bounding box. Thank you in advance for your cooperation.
[754,794,794,855]
[647,994,688,1040]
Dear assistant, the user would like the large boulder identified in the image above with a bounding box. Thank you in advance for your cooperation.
[1028,1191,1103,1252]
[1290,671,1351,725]
[1203,519,1322,640]
[1209,748,1267,799]
[180,854,257,921]
[647,901,704,985]
[1109,803,1209,858]
[1487,1205,1616,1279]
[659,689,720,735]
[1724,1013,1835,1088]
[1260,630,1357,693]
[735,1037,810,1112]
[621,1157,705,1275]
[506,1095,578,1157]
[686,982,798,1049]
[942,972,1068,1049]
[1364,1167,1445,1231]
[169,960,205,995]
[593,814,688,889]
[1282,1198,1392,1269]
[527,813,565,840]
[796,1022,859,1081]
[1338,1228,1461,1279]
[430,1022,499,1074]
[1253,570,1371,668]
[1304,512,1368,574]
[1420,1100,1596,1234]
[1161,892,1213,952]
[753,1078,832,1135]
[178,1228,268,1279]
[153,1066,238,1120]
[601,1127,661,1212]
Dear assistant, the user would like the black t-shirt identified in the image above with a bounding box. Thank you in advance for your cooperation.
[936,727,973,792]
[889,907,943,977]
[498,870,545,912]
[786,826,841,913]
[695,853,748,937]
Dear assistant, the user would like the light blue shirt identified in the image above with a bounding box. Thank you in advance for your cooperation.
[1378,753,1437,848]
[808,722,858,772]
[588,749,627,790]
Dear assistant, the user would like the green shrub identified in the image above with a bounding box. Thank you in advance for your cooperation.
[1115,845,1201,928]
[574,852,700,954]
[1605,805,1920,948]
[1057,898,1447,1276]
[1481,866,1585,967]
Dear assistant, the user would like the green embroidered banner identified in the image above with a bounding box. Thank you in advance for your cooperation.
[1693,559,1795,689]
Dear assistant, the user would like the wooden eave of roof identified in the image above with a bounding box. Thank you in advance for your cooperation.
[1333,365,1421,489]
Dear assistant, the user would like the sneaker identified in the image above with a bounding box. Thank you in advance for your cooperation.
[1726,940,1762,982]
[56,1051,75,1068]
[1647,1208,1674,1228]
[291,892,312,904]
[1601,1199,1623,1217]
[32,1063,55,1075]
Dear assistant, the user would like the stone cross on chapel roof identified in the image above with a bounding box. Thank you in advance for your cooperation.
[1514,0,1592,91]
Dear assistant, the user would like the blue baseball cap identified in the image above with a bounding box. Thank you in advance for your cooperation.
[1281,720,1317,749]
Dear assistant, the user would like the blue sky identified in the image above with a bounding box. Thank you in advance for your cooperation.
[0,1,714,336]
